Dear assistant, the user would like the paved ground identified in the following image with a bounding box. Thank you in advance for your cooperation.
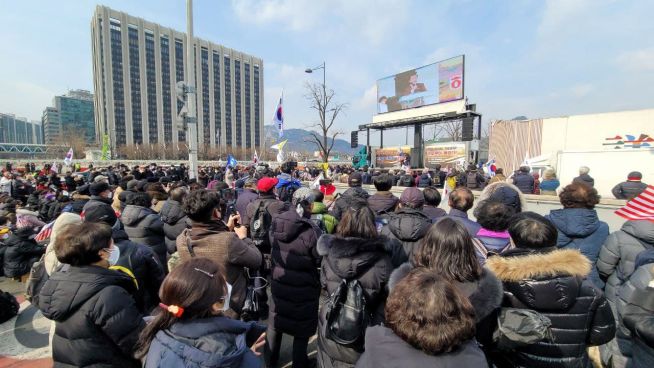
[0,276,316,368]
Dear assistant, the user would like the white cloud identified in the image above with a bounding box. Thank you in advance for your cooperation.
[570,83,594,98]
[0,81,55,121]
[230,0,326,31]
[616,48,654,72]
[354,84,377,111]
[537,0,592,36]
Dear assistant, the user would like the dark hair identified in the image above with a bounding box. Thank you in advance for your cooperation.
[508,212,558,249]
[136,258,227,358]
[449,188,474,212]
[182,189,220,222]
[423,186,441,206]
[495,168,503,175]
[473,200,515,231]
[373,174,393,191]
[385,269,476,355]
[126,192,152,207]
[0,215,8,226]
[559,182,600,209]
[313,189,324,203]
[169,187,188,202]
[54,222,112,266]
[336,204,378,239]
[414,218,481,282]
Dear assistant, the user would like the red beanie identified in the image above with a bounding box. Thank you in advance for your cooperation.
[257,177,278,193]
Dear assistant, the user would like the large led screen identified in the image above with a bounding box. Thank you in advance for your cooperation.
[377,55,464,114]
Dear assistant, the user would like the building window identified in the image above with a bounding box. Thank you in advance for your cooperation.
[245,62,251,148]
[212,51,221,145]
[128,27,142,144]
[161,36,172,143]
[235,60,242,147]
[224,55,232,146]
[254,65,261,147]
[175,39,185,142]
[201,47,210,145]
[145,31,158,143]
[110,23,126,146]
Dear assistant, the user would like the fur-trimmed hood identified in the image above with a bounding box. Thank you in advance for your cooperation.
[486,248,590,282]
[478,181,526,212]
[389,262,503,321]
[317,234,394,279]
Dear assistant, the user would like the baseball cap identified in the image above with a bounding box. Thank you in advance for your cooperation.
[89,182,110,196]
[83,204,118,226]
[400,187,425,208]
[94,175,108,183]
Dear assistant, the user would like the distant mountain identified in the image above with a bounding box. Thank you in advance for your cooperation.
[264,125,363,154]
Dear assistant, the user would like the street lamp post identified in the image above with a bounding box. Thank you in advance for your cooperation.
[305,62,326,162]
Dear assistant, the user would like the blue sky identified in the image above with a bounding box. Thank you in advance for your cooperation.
[0,0,653,146]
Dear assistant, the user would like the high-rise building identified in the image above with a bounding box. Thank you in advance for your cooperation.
[0,113,43,144]
[42,89,95,145]
[91,5,264,153]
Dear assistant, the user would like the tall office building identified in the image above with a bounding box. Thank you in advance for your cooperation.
[91,5,264,153]
[0,113,43,144]
[42,89,95,145]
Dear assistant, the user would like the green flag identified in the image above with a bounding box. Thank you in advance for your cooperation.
[101,134,110,160]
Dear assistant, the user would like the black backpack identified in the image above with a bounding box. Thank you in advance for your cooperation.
[25,254,49,306]
[277,183,299,203]
[0,289,19,323]
[325,278,371,352]
[250,200,273,254]
[399,175,414,187]
[466,172,479,189]
[310,214,328,234]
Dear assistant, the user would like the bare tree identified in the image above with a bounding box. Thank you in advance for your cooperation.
[430,120,463,142]
[54,126,88,158]
[304,82,347,163]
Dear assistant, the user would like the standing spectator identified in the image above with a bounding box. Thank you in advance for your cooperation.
[539,168,560,195]
[547,183,609,288]
[316,204,397,368]
[159,186,190,255]
[573,166,595,187]
[235,178,259,226]
[416,168,433,188]
[433,164,447,188]
[446,187,481,237]
[267,188,322,368]
[488,168,506,184]
[330,172,370,220]
[310,190,338,234]
[357,270,488,368]
[37,222,145,368]
[472,200,516,264]
[380,187,432,261]
[463,164,485,190]
[612,171,648,200]
[136,258,266,367]
[510,166,535,194]
[532,172,541,194]
[121,192,167,269]
[176,189,262,318]
[0,171,13,196]
[367,174,399,217]
[421,186,446,221]
[486,212,615,368]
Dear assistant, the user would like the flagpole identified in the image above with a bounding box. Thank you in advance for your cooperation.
[186,0,199,179]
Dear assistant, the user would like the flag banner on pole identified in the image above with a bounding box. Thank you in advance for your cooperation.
[276,150,285,163]
[50,161,58,174]
[615,185,654,222]
[64,148,74,166]
[226,154,238,168]
[272,93,284,138]
[101,134,110,160]
[253,149,259,164]
[271,140,287,151]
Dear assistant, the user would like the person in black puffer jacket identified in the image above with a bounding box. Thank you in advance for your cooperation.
[380,187,431,261]
[3,226,44,278]
[268,188,322,368]
[485,212,615,368]
[82,182,114,214]
[37,222,145,367]
[316,204,400,368]
[611,171,648,200]
[367,174,399,217]
[510,166,535,194]
[84,205,165,313]
[330,172,369,220]
[119,179,139,211]
[159,187,190,255]
[416,168,433,188]
[121,192,167,270]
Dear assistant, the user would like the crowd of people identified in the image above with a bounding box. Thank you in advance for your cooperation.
[0,159,652,368]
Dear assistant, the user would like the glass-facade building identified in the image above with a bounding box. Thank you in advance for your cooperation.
[42,90,95,145]
[91,5,264,152]
[0,113,43,144]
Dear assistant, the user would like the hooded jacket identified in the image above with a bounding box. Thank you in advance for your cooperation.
[144,316,265,368]
[3,227,44,278]
[269,204,322,337]
[159,199,190,254]
[511,171,535,194]
[121,204,167,268]
[486,248,616,368]
[356,326,487,368]
[421,205,446,222]
[367,191,399,216]
[316,234,396,367]
[311,202,338,234]
[82,195,113,214]
[612,181,648,200]
[547,208,609,289]
[37,265,145,367]
[331,187,370,220]
[380,208,432,261]
[597,220,654,309]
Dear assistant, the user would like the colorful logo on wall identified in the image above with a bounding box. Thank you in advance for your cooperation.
[604,134,653,149]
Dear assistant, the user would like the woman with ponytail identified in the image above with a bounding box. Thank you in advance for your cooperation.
[137,257,266,367]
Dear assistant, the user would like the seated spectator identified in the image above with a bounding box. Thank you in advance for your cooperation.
[421,186,446,221]
[37,222,145,367]
[488,168,506,184]
[446,187,481,237]
[416,168,433,188]
[510,166,534,194]
[3,220,44,278]
[310,190,338,234]
[44,212,82,276]
[472,200,516,264]
[367,174,399,216]
[121,192,167,269]
[485,212,615,368]
[539,168,560,195]
[331,172,369,220]
[612,171,648,200]
[136,258,266,367]
[573,165,595,187]
[532,172,541,194]
[357,269,488,367]
[478,181,525,213]
[159,186,190,255]
[82,182,114,213]
[547,182,608,288]
[381,187,432,260]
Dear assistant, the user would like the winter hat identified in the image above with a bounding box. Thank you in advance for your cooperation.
[126,179,139,191]
[90,182,110,196]
[320,183,336,196]
[93,175,108,183]
[83,204,118,226]
[488,185,522,213]
[628,171,643,181]
[349,172,363,187]
[50,213,82,246]
[136,180,148,192]
[257,177,278,193]
[400,187,425,208]
[292,187,316,205]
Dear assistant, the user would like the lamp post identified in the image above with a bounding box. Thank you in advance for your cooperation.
[305,62,326,162]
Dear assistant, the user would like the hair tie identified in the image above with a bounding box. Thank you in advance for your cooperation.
[194,267,215,278]
[159,303,184,318]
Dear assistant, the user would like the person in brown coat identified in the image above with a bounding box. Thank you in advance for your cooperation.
[176,189,262,318]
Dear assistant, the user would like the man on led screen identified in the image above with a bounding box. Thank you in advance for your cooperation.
[402,72,427,96]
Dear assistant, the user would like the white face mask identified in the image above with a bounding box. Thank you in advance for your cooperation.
[105,245,120,266]
[222,282,233,312]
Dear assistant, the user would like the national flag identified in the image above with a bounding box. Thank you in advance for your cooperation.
[64,148,74,166]
[615,185,654,222]
[253,149,259,164]
[272,93,284,138]
[50,161,58,174]
[276,150,285,163]
[310,172,324,189]
[271,140,287,151]
[35,221,55,242]
[226,154,237,168]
